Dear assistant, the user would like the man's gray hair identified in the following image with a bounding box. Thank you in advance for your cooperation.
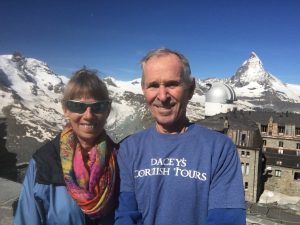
[140,48,193,86]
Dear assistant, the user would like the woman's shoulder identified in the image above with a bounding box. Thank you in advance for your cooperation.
[33,134,60,158]
[32,134,65,185]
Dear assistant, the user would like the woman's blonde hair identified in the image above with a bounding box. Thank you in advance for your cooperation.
[62,68,110,110]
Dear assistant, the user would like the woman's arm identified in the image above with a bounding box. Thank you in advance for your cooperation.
[13,160,44,225]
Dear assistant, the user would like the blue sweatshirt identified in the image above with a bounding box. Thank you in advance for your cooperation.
[115,124,246,225]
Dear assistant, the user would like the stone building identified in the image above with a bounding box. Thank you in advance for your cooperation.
[197,111,264,202]
[245,111,300,197]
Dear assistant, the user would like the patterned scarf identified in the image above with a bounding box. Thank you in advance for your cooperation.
[60,124,117,218]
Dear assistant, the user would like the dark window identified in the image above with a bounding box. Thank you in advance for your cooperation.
[296,128,300,135]
[278,126,285,134]
[263,140,266,146]
[294,172,300,180]
[242,134,246,141]
[297,143,300,150]
[245,182,248,190]
[279,141,283,147]
[241,133,246,146]
[246,151,250,157]
[261,125,267,132]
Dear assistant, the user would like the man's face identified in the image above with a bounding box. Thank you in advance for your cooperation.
[142,54,194,133]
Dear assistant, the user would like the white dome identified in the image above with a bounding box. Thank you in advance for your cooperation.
[205,83,237,104]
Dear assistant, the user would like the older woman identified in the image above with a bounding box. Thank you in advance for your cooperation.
[13,69,118,225]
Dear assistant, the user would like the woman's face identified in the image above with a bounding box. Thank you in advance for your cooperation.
[64,97,110,149]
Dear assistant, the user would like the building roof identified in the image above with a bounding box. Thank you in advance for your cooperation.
[244,111,300,126]
[197,111,259,131]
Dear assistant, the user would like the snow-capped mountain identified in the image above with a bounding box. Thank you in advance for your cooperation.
[229,52,300,111]
[0,52,299,163]
[0,53,67,162]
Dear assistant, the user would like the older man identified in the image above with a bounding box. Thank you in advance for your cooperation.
[115,48,246,225]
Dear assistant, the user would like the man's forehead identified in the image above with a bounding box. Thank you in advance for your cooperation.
[143,55,182,73]
[145,53,180,64]
[143,75,183,86]
[145,76,182,82]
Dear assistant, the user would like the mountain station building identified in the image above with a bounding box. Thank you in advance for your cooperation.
[198,83,300,203]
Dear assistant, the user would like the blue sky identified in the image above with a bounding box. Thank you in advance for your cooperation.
[1,0,300,84]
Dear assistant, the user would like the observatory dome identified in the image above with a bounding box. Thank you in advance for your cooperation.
[205,83,237,104]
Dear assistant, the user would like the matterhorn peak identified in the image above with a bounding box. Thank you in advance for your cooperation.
[243,51,263,68]
[230,51,270,86]
[250,51,259,58]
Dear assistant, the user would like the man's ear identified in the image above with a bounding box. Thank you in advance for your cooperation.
[141,84,146,95]
[188,78,196,100]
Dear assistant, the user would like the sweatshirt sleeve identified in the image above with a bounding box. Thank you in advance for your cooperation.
[114,192,143,225]
[209,139,245,209]
[114,138,143,225]
[13,159,44,225]
[205,208,246,225]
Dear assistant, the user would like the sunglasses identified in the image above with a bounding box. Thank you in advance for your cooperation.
[65,100,111,114]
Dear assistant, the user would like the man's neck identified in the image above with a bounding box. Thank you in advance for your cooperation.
[156,118,189,134]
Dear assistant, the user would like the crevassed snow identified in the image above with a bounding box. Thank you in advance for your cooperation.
[106,77,143,95]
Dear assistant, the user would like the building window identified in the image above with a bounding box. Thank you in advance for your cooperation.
[261,125,267,132]
[245,182,248,190]
[278,149,283,154]
[297,150,300,157]
[241,151,245,157]
[294,172,300,180]
[296,128,300,136]
[279,141,283,147]
[276,161,282,165]
[241,133,246,146]
[246,163,250,175]
[246,151,250,157]
[241,163,245,174]
[241,133,246,141]
[275,170,281,177]
[263,140,266,146]
[297,143,300,150]
[278,126,285,134]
